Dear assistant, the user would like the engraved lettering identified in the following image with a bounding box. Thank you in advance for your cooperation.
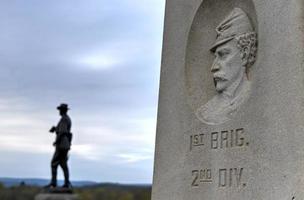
[199,169,212,182]
[230,129,234,148]
[211,132,218,149]
[229,168,233,187]
[207,169,212,180]
[219,169,227,187]
[190,133,205,150]
[236,128,244,147]
[191,167,246,188]
[235,168,243,187]
[209,128,248,150]
[191,168,213,187]
[188,128,248,151]
[220,130,228,148]
[191,170,199,187]
[218,168,245,188]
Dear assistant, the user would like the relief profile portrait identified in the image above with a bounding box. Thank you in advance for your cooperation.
[195,8,258,125]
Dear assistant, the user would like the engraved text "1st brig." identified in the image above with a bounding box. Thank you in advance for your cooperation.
[190,128,249,151]
[211,128,249,150]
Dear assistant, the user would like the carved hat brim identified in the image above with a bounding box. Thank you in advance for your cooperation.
[210,36,235,52]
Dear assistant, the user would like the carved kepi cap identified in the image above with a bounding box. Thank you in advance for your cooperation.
[210,8,254,52]
[57,103,69,110]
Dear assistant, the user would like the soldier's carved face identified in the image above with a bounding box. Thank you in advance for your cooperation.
[210,39,245,93]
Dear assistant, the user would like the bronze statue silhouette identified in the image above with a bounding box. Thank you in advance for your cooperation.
[45,103,73,189]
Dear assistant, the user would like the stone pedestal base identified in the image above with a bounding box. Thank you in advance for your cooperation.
[35,187,78,200]
[35,193,79,200]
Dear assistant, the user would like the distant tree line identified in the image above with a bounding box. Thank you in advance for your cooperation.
[0,183,40,200]
[76,184,151,200]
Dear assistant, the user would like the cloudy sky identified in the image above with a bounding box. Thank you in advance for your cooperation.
[0,0,165,184]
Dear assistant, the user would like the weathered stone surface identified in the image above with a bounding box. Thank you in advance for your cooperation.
[35,193,79,200]
[43,187,73,194]
[152,0,304,200]
[35,188,77,200]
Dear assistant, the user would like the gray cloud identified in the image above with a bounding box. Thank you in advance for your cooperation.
[0,0,165,183]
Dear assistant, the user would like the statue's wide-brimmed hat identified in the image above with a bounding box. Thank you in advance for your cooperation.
[210,8,254,52]
[57,103,70,110]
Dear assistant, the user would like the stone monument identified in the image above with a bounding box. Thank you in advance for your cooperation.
[152,0,304,199]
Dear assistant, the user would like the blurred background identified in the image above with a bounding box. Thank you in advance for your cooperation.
[0,0,165,199]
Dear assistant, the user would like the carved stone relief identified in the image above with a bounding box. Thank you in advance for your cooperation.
[195,8,258,125]
[185,4,258,125]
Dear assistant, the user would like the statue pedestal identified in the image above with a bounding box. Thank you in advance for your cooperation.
[35,193,79,200]
[35,188,79,200]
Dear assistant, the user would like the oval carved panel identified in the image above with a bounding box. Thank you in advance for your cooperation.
[185,0,258,125]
